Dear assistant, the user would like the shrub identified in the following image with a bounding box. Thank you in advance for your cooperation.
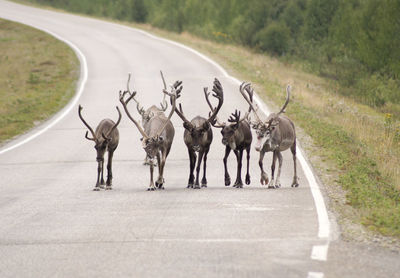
[253,22,290,56]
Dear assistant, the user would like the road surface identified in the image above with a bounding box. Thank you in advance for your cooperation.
[1,1,399,277]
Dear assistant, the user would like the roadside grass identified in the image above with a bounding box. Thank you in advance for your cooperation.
[0,18,79,144]
[133,26,400,237]
[8,2,400,238]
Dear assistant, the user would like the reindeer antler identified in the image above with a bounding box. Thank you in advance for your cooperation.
[125,73,145,116]
[119,90,149,139]
[102,106,122,141]
[159,70,168,111]
[239,82,263,127]
[277,85,291,115]
[78,105,97,141]
[156,81,180,137]
[204,78,225,128]
[228,109,250,127]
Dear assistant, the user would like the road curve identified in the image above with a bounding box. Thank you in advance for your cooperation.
[0,1,331,277]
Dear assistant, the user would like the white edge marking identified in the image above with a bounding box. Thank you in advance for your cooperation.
[307,272,324,278]
[0,22,88,155]
[311,245,329,261]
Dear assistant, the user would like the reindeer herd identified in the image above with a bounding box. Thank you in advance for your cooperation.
[78,71,299,191]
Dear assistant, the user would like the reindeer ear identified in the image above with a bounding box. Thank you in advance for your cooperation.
[202,121,210,131]
[271,118,279,127]
[158,136,164,141]
[183,122,192,131]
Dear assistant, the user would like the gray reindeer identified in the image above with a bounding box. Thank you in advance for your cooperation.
[78,105,122,191]
[119,75,181,191]
[174,78,224,189]
[240,83,298,188]
[124,72,169,166]
[207,84,253,188]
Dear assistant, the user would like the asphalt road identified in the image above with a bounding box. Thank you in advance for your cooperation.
[1,1,399,277]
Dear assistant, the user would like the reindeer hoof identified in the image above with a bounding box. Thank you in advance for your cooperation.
[105,186,112,190]
[187,184,193,188]
[267,182,276,189]
[291,183,299,188]
[234,181,243,188]
[201,184,207,188]
[261,173,269,186]
[245,175,251,185]
[194,184,201,189]
[93,187,100,191]
[275,183,281,188]
[225,177,231,186]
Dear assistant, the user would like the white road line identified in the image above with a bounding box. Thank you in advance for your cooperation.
[0,20,88,155]
[311,245,329,261]
[307,272,324,278]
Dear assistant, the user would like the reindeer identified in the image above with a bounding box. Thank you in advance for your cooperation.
[124,72,169,165]
[207,84,253,188]
[174,78,224,189]
[240,83,298,189]
[119,76,181,191]
[78,105,122,191]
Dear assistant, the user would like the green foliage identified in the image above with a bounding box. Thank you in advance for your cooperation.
[27,0,400,108]
[253,22,290,55]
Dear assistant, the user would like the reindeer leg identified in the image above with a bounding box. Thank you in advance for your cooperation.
[245,146,251,185]
[274,152,283,188]
[223,146,231,186]
[201,147,209,187]
[99,159,105,188]
[234,149,244,188]
[187,149,196,188]
[156,150,166,190]
[291,143,299,187]
[268,152,278,189]
[94,160,102,191]
[259,151,269,185]
[105,151,114,190]
[194,150,204,189]
[148,163,156,191]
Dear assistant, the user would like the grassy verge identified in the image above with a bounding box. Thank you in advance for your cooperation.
[131,26,400,238]
[10,2,400,239]
[0,18,79,144]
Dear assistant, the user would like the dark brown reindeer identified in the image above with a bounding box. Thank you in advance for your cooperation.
[119,78,181,191]
[174,78,224,189]
[240,83,298,188]
[78,105,122,191]
[207,84,253,188]
[124,72,169,165]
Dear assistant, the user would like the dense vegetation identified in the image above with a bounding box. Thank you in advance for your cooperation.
[30,0,400,111]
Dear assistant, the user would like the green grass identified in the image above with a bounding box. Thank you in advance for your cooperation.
[0,18,79,144]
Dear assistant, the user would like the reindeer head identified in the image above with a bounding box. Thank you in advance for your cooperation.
[78,105,122,162]
[141,136,165,159]
[175,78,224,152]
[252,85,291,152]
[218,110,249,150]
